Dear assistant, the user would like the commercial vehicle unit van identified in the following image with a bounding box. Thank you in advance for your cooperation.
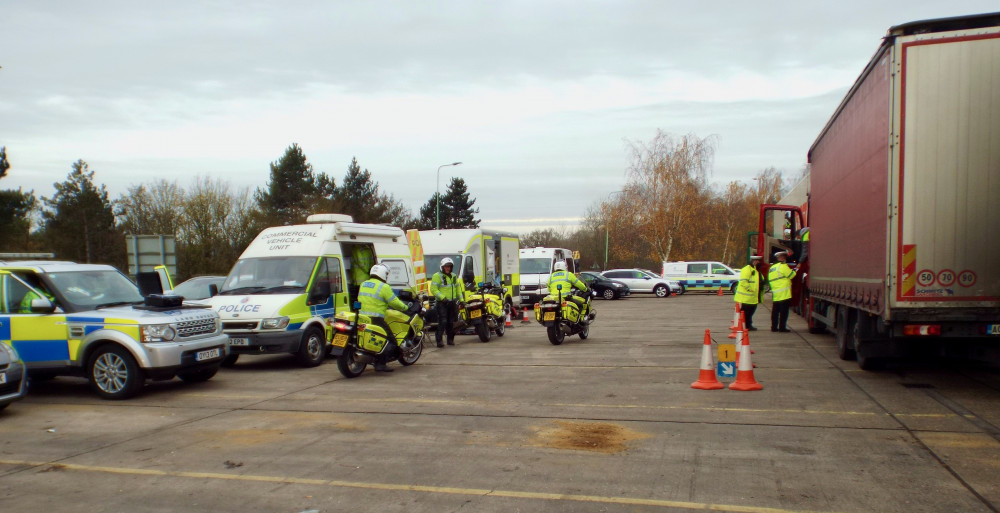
[207,214,418,367]
[662,261,740,294]
[518,247,576,306]
[760,13,1000,368]
[419,229,520,309]
[0,261,229,399]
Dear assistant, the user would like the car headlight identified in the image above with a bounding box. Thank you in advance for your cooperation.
[0,343,19,361]
[141,324,176,342]
[261,316,290,330]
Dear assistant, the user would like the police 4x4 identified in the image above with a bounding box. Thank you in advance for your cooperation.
[0,262,229,399]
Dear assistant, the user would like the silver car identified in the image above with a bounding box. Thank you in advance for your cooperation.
[0,342,28,412]
[601,269,680,298]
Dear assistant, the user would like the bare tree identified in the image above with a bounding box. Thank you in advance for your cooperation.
[116,179,185,236]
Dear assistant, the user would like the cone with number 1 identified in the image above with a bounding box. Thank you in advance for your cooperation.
[691,329,724,390]
[729,329,762,391]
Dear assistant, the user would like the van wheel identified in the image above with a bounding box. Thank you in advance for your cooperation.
[730,283,738,295]
[677,285,686,295]
[88,345,145,400]
[296,326,326,367]
[653,284,669,298]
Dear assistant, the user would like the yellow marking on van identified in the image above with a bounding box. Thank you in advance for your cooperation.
[0,459,859,513]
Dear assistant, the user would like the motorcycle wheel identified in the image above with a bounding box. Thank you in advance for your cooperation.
[579,323,590,340]
[337,349,367,378]
[547,326,564,345]
[495,316,506,337]
[397,340,422,366]
[476,322,491,342]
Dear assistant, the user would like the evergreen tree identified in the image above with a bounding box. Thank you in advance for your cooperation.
[415,177,479,229]
[415,193,450,230]
[255,143,333,225]
[0,146,39,251]
[41,160,124,267]
[0,146,10,179]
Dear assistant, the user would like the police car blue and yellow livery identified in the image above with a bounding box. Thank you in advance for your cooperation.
[0,262,229,400]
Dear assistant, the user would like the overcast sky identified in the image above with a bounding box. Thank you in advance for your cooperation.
[2,1,996,233]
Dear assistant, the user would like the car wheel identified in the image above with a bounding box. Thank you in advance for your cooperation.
[88,345,145,400]
[602,288,615,300]
[295,326,327,367]
[177,367,218,383]
[653,284,669,298]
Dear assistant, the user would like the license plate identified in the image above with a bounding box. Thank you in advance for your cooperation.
[470,309,482,319]
[521,295,530,301]
[0,372,6,385]
[543,312,555,321]
[230,337,249,346]
[195,348,221,362]
[332,333,349,348]
[990,324,1000,335]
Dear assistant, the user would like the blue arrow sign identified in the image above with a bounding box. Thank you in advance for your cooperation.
[717,362,735,378]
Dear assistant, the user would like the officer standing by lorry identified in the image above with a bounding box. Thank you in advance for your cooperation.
[769,251,797,332]
[430,258,465,347]
[734,255,763,330]
[358,263,411,372]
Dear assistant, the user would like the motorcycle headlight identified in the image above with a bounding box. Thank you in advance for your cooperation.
[141,324,176,342]
[261,316,290,330]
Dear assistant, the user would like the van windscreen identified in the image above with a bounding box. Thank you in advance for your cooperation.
[219,257,317,295]
[520,258,551,274]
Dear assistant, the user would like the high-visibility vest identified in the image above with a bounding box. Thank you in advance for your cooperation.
[358,278,407,317]
[548,270,586,296]
[734,265,760,305]
[430,272,465,301]
[768,263,796,302]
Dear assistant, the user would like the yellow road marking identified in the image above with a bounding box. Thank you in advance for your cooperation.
[0,459,857,513]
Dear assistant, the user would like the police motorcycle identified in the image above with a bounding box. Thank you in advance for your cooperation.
[458,282,509,342]
[534,284,596,345]
[332,292,427,378]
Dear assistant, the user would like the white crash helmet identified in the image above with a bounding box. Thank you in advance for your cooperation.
[369,263,390,282]
[440,257,455,271]
[553,261,567,272]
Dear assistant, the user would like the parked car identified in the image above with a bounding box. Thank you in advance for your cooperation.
[640,269,683,295]
[601,269,678,298]
[0,341,28,412]
[173,275,225,300]
[580,271,630,300]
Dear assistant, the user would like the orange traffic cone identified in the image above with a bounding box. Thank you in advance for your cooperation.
[717,286,724,296]
[521,306,531,324]
[505,313,513,327]
[729,329,762,391]
[691,329,724,390]
[728,304,741,339]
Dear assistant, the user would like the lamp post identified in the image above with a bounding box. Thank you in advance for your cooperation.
[604,190,624,271]
[436,162,462,230]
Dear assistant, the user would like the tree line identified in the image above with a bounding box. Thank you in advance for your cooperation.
[0,144,481,280]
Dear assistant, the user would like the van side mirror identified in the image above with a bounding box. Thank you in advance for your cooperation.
[208,283,219,297]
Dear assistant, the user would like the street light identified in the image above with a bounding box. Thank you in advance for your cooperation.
[436,162,462,230]
[604,190,624,271]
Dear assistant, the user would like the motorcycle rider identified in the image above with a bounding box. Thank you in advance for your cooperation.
[547,261,591,319]
[358,263,411,372]
[430,257,465,347]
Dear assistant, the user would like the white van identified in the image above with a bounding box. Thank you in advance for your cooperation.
[419,229,520,308]
[207,214,418,367]
[518,247,576,305]
[661,261,740,294]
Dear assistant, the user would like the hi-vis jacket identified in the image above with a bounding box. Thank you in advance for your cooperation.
[734,265,762,305]
[768,262,796,302]
[547,270,587,297]
[358,278,408,318]
[430,272,465,301]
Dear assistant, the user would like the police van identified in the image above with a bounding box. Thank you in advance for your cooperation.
[518,247,576,305]
[661,260,740,294]
[0,262,229,399]
[419,229,520,308]
[206,214,419,367]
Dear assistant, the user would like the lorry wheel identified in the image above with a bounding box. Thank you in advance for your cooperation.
[337,350,366,378]
[295,326,327,367]
[177,367,218,383]
[853,317,886,371]
[835,307,857,361]
[88,345,145,400]
[653,284,669,298]
[476,323,491,342]
[547,326,564,345]
[220,354,239,367]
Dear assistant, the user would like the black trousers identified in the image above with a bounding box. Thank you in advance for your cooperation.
[772,299,791,330]
[739,303,757,329]
[435,300,459,344]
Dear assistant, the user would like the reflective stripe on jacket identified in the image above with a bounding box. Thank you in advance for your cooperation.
[548,270,586,296]
[430,272,465,301]
[358,278,408,317]
[734,265,760,305]
[768,262,796,302]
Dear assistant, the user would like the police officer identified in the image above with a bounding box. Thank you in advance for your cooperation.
[548,261,591,318]
[430,257,465,347]
[769,251,797,332]
[358,263,410,372]
[734,255,763,330]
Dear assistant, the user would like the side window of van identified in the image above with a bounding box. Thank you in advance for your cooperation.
[463,256,475,286]
[381,259,410,287]
[325,257,343,293]
[687,263,708,274]
[712,264,732,275]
